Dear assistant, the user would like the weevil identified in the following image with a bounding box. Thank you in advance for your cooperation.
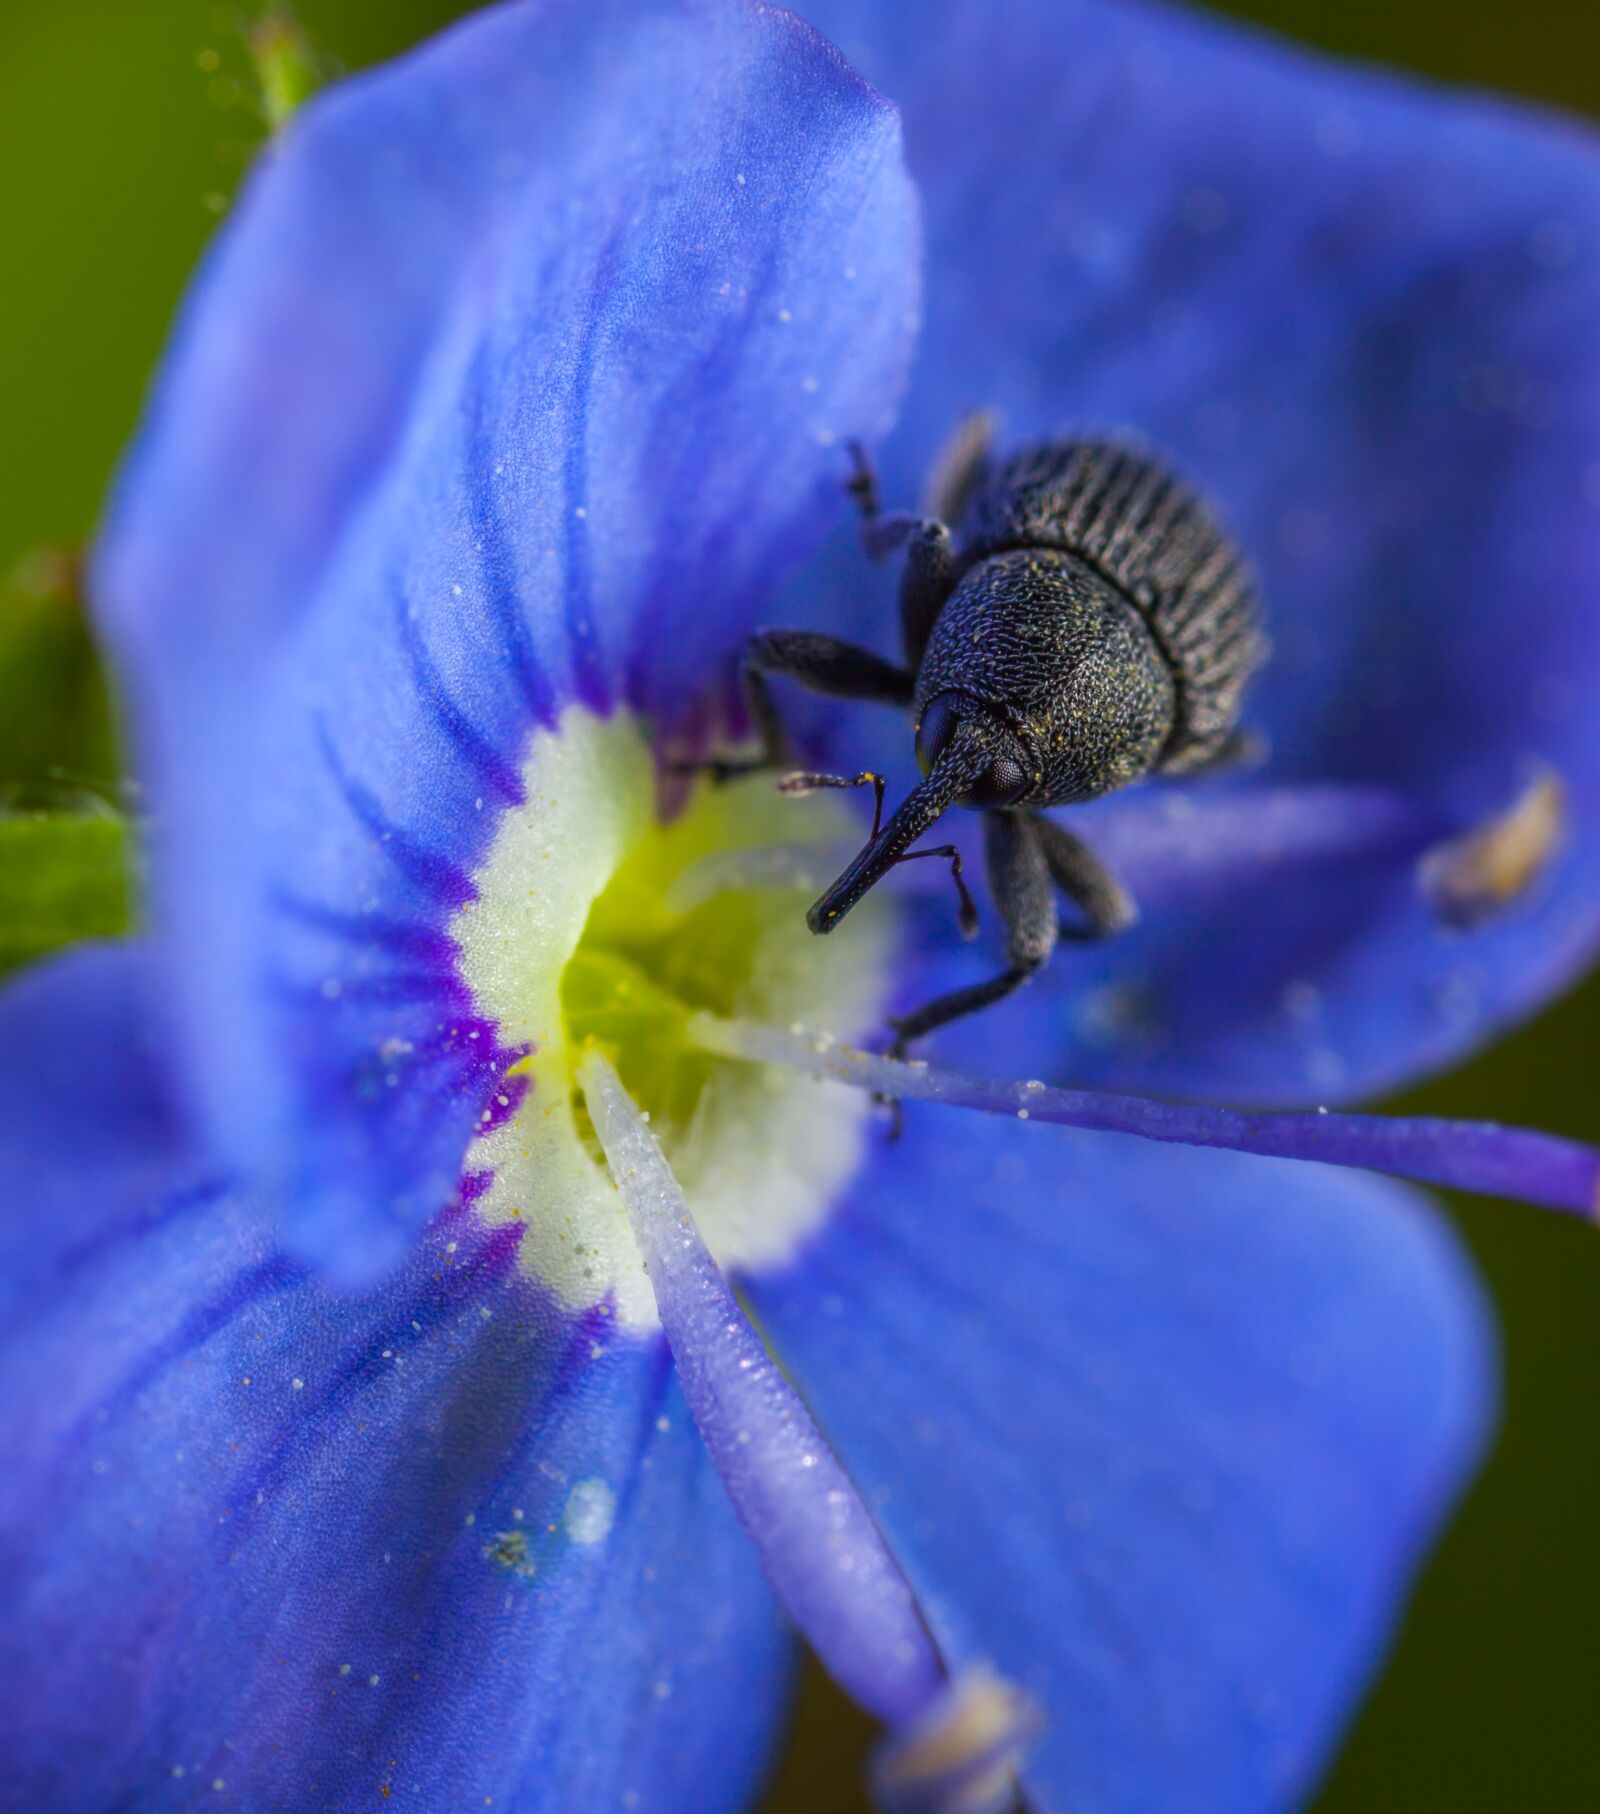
[735,420,1266,1055]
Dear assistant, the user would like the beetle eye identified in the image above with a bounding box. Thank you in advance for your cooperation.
[968,757,1029,808]
[914,692,962,775]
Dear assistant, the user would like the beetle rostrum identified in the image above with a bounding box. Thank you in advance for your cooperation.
[732,423,1266,1055]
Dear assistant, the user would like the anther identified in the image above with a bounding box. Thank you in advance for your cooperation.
[873,1665,1040,1814]
[1420,765,1565,928]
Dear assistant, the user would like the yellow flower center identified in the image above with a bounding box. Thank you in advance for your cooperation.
[454,709,890,1328]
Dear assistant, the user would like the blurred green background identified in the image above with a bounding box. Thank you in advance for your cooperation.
[1,3,1595,1808]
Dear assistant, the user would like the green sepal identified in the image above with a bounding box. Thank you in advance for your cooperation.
[0,557,117,793]
[0,811,131,974]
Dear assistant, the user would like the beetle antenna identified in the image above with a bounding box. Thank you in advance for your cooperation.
[807,737,985,935]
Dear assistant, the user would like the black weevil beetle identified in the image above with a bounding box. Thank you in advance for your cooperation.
[735,419,1266,1055]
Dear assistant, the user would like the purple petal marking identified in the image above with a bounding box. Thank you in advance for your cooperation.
[577,1050,944,1729]
[92,0,920,1281]
[313,718,477,908]
[391,585,527,808]
[692,1015,1600,1218]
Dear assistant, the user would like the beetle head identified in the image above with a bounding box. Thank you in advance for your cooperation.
[915,554,1176,809]
[913,689,1033,807]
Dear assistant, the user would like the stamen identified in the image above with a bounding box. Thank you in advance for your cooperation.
[578,1051,1036,1807]
[874,1666,1041,1814]
[1421,766,1566,927]
[689,1014,1600,1220]
[579,1048,941,1724]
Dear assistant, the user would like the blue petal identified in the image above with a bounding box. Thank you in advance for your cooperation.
[0,947,790,1811]
[748,1114,1494,1812]
[92,0,920,1277]
[786,0,1600,1101]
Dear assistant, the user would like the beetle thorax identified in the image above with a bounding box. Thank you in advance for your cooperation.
[914,549,1176,806]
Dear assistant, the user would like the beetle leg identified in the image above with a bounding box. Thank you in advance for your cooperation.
[887,812,1055,1058]
[743,630,914,709]
[846,438,948,558]
[745,630,913,767]
[844,439,907,556]
[681,630,915,780]
[886,841,980,937]
[677,663,792,782]
[886,968,1036,1070]
[843,442,958,667]
[1157,726,1266,778]
[924,409,996,524]
[844,436,883,518]
[897,522,957,672]
[777,769,887,839]
[1031,815,1138,941]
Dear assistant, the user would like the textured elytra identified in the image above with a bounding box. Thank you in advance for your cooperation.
[958,440,1266,771]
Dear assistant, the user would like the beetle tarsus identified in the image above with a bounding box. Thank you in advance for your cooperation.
[845,437,881,521]
[888,965,1039,1057]
[882,812,1057,1052]
[669,755,772,784]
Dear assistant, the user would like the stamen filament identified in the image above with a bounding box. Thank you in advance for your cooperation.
[688,1014,1600,1219]
[577,1049,945,1727]
[579,1050,1039,1812]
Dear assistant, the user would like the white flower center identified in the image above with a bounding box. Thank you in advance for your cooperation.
[454,709,890,1328]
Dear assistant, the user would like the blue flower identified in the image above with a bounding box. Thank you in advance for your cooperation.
[4,1,1598,1810]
